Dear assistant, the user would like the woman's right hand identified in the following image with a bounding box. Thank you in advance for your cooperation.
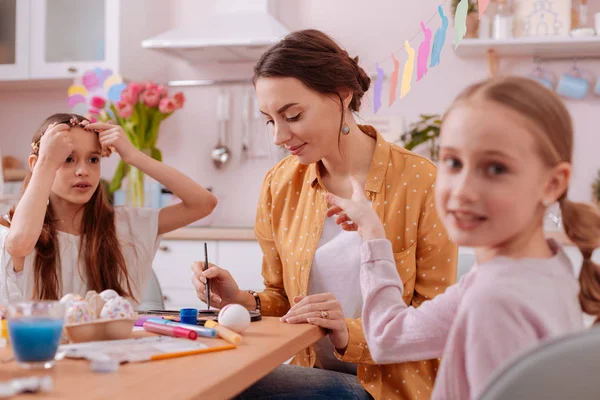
[37,123,73,170]
[191,262,245,309]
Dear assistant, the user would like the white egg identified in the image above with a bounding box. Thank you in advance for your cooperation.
[218,304,251,333]
[65,300,93,324]
[59,293,84,309]
[99,289,119,302]
[100,296,135,320]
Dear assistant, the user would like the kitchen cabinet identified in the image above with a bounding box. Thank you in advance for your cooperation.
[0,0,119,81]
[153,239,264,311]
[153,238,481,310]
[0,0,29,80]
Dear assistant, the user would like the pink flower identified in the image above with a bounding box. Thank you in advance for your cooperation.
[88,109,100,117]
[121,86,139,105]
[129,82,143,98]
[116,101,133,118]
[157,84,168,98]
[90,96,106,109]
[145,81,158,92]
[159,98,177,114]
[143,87,161,108]
[173,92,185,109]
[88,116,98,123]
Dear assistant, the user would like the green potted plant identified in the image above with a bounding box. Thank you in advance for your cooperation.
[400,114,442,162]
[451,0,479,38]
[592,169,600,206]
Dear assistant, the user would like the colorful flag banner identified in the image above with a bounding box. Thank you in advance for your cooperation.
[417,21,432,81]
[400,40,415,99]
[430,5,448,68]
[388,54,400,106]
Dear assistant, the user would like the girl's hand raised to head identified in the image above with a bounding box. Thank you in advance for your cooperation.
[326,176,387,241]
[85,122,140,164]
[37,123,74,170]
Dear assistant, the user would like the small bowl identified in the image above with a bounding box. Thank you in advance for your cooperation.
[64,318,136,343]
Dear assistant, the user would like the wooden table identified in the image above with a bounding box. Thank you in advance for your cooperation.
[0,317,325,400]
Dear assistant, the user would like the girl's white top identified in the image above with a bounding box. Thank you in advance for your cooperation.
[0,207,161,305]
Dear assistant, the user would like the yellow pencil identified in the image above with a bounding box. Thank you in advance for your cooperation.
[150,344,236,361]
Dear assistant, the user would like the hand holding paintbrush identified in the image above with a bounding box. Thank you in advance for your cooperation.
[191,245,255,310]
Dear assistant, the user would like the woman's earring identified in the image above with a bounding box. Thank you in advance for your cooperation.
[341,108,350,135]
[542,199,551,207]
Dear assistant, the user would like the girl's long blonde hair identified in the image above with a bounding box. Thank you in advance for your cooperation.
[447,76,600,322]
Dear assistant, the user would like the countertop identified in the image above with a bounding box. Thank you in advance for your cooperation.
[162,226,573,246]
[163,227,256,241]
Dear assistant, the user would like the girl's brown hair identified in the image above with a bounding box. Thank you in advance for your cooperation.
[446,76,600,322]
[253,29,371,133]
[1,113,134,301]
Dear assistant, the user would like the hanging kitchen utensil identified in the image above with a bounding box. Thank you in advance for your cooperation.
[241,90,252,163]
[211,90,231,169]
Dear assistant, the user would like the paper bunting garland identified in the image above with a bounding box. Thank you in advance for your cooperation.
[388,54,400,107]
[400,41,415,99]
[430,5,448,68]
[373,63,385,113]
[478,0,490,17]
[454,0,468,49]
[417,21,432,81]
[66,67,126,117]
[368,0,490,112]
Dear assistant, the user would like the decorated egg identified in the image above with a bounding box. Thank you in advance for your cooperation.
[65,301,93,324]
[218,304,251,333]
[59,293,84,309]
[84,290,105,319]
[100,296,134,320]
[99,289,119,302]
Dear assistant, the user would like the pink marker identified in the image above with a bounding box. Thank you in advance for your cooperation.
[143,321,198,340]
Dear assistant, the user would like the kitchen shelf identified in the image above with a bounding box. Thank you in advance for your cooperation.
[455,36,600,60]
[3,168,28,182]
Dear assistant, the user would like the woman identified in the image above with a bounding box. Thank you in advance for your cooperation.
[191,29,458,400]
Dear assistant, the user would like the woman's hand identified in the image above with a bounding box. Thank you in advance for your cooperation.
[281,293,349,352]
[37,123,73,170]
[191,262,250,309]
[326,176,386,241]
[85,122,140,163]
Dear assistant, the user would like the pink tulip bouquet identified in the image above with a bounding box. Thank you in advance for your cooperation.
[88,81,185,205]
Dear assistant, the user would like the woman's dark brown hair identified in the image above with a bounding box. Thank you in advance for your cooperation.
[253,29,371,131]
[1,113,134,301]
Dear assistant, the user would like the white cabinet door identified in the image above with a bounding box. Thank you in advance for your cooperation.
[29,0,119,79]
[152,240,217,310]
[0,0,29,80]
[217,241,265,292]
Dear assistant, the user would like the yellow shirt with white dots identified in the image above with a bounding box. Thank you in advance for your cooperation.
[255,125,458,400]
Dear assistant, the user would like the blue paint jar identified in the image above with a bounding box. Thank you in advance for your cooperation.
[179,308,198,325]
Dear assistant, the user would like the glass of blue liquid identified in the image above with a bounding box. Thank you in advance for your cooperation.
[7,301,65,369]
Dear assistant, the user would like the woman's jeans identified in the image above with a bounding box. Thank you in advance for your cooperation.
[235,364,373,399]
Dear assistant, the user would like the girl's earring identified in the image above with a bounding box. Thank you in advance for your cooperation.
[341,108,350,135]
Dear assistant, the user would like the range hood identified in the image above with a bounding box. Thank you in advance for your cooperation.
[142,0,289,63]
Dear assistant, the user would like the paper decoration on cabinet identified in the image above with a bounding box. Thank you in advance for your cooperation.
[454,0,469,48]
[514,0,571,37]
[478,0,490,17]
[66,67,126,117]
[388,54,400,106]
[430,5,448,68]
[373,63,385,113]
[417,21,432,81]
[400,41,415,99]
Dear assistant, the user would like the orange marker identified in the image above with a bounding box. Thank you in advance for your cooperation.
[204,320,242,345]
